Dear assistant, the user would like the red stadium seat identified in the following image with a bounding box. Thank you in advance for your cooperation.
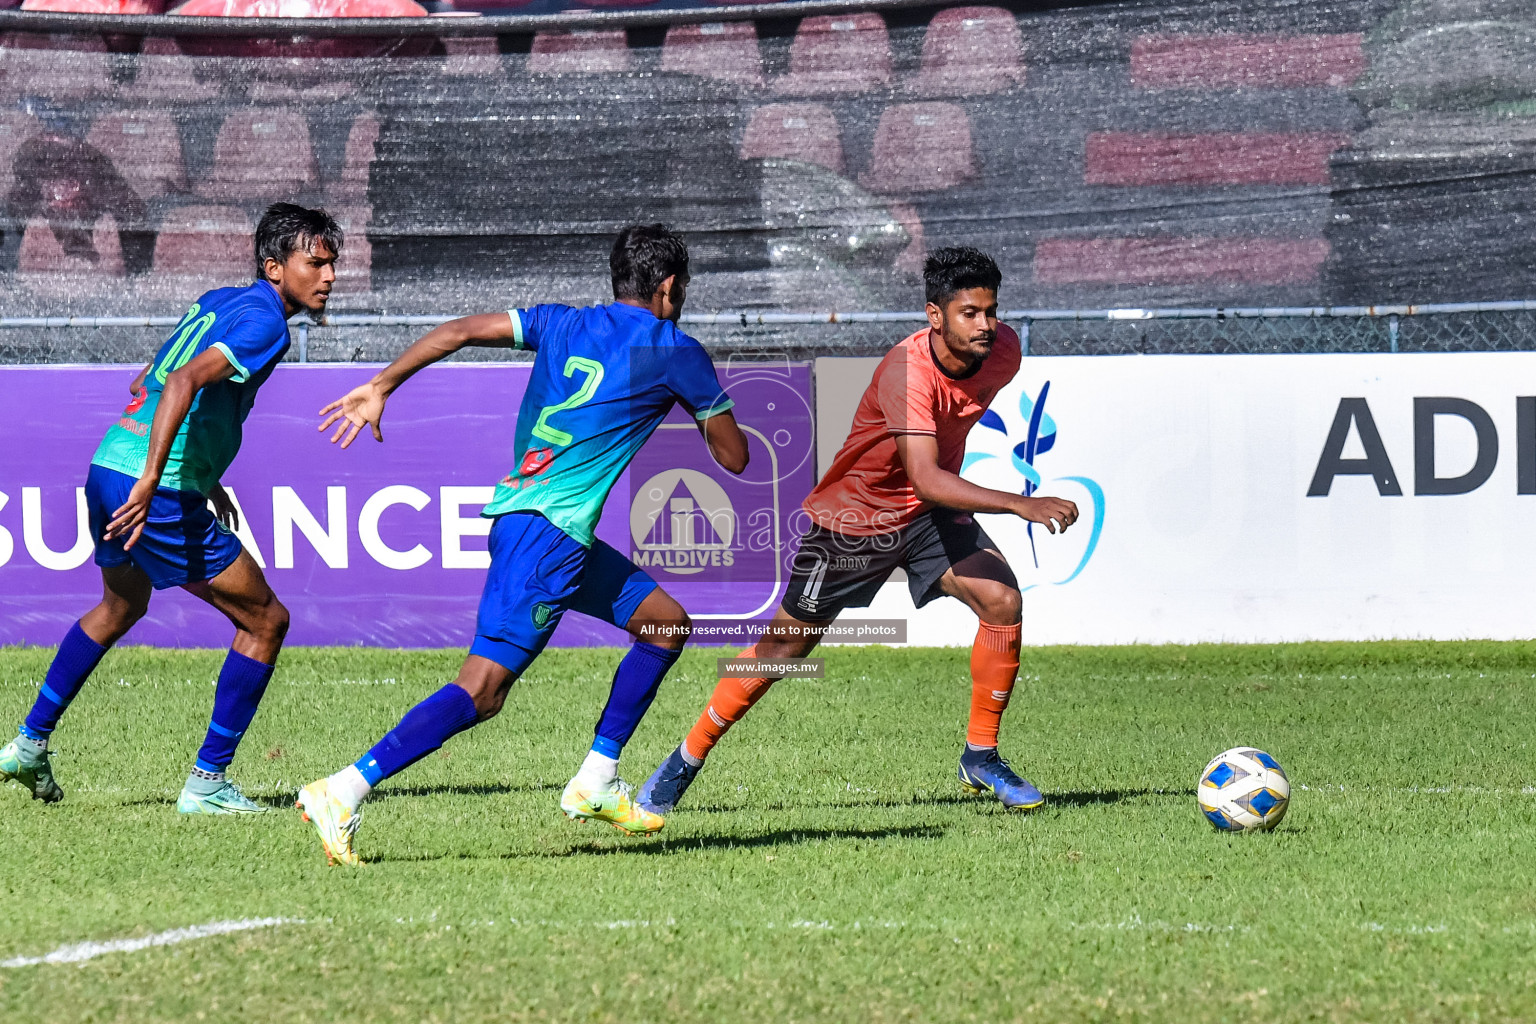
[660,22,763,85]
[443,36,505,77]
[124,36,219,101]
[529,30,631,74]
[859,103,975,194]
[330,112,379,203]
[0,33,114,101]
[773,15,889,97]
[0,109,41,194]
[199,110,317,201]
[739,103,844,174]
[152,205,253,277]
[17,216,125,277]
[912,7,1024,97]
[21,0,163,11]
[330,205,372,293]
[85,111,186,202]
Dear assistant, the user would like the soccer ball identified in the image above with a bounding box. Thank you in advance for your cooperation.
[1197,747,1290,832]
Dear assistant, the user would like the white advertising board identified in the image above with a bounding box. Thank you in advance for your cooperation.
[816,353,1536,645]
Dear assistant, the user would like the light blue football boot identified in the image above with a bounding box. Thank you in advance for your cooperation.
[0,736,63,803]
[177,777,268,815]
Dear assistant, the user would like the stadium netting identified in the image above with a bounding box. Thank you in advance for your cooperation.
[1,0,1534,359]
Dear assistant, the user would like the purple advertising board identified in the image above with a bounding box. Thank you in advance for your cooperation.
[0,360,816,648]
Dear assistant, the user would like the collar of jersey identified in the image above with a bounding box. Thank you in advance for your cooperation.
[253,277,285,312]
[926,330,984,382]
[606,301,662,321]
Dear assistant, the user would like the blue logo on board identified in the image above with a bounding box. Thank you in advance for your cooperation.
[961,381,1105,589]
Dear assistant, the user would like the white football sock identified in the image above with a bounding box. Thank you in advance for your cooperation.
[327,765,372,812]
[574,749,619,789]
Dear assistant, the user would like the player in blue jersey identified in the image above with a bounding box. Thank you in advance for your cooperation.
[0,204,341,814]
[296,224,748,865]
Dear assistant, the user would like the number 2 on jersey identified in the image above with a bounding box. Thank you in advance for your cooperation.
[531,356,605,447]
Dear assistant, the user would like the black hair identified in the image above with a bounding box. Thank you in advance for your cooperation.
[610,224,689,301]
[255,203,343,281]
[923,246,1002,306]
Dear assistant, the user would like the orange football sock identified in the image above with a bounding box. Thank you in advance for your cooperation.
[966,621,1022,748]
[683,645,775,763]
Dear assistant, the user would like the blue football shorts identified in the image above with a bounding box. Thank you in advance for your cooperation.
[469,510,660,675]
[85,464,245,590]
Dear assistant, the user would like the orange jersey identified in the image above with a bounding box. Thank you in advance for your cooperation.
[804,325,1021,536]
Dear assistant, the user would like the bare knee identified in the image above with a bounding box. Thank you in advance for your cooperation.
[454,657,514,722]
[252,599,290,645]
[630,592,692,650]
[103,590,150,627]
[973,584,1022,626]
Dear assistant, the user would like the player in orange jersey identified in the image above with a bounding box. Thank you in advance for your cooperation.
[638,246,1078,814]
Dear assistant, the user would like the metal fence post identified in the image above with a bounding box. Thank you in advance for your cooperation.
[1389,314,1399,354]
[1020,318,1031,357]
[297,322,309,363]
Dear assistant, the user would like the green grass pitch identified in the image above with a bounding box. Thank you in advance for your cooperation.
[1,641,1535,1022]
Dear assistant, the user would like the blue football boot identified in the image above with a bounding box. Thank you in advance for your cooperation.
[958,746,1044,811]
[637,745,701,816]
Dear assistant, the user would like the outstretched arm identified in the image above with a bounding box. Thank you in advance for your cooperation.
[319,312,518,448]
[894,434,1078,533]
[105,348,237,548]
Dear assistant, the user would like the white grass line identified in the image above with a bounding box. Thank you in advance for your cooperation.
[1,917,301,968]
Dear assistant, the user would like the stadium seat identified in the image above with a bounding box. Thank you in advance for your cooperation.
[1031,235,1331,285]
[152,205,253,278]
[912,7,1024,97]
[85,111,187,202]
[739,103,844,174]
[330,205,372,293]
[199,110,318,201]
[124,36,220,101]
[0,33,114,101]
[20,0,164,11]
[773,14,890,97]
[660,22,763,86]
[1130,33,1366,90]
[859,103,975,194]
[17,216,125,278]
[330,112,379,203]
[529,30,631,74]
[0,109,41,194]
[443,36,505,77]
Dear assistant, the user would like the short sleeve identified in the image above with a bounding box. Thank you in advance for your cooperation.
[878,344,938,436]
[211,313,289,384]
[666,337,734,420]
[509,305,561,352]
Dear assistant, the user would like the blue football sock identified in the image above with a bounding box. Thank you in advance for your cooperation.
[194,650,276,774]
[592,640,681,757]
[355,684,480,786]
[22,621,109,741]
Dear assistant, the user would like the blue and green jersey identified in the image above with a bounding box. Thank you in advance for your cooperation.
[91,280,290,496]
[483,302,734,546]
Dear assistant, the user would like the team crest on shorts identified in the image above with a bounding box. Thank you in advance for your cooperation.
[531,602,556,629]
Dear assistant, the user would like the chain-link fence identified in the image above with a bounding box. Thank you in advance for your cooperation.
[2,301,1534,363]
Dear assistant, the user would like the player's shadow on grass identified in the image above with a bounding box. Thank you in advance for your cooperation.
[364,824,946,864]
[568,824,946,858]
[1047,788,1195,807]
[691,787,1193,814]
[371,781,563,801]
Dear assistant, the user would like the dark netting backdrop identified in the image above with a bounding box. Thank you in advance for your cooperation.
[1,0,1534,359]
